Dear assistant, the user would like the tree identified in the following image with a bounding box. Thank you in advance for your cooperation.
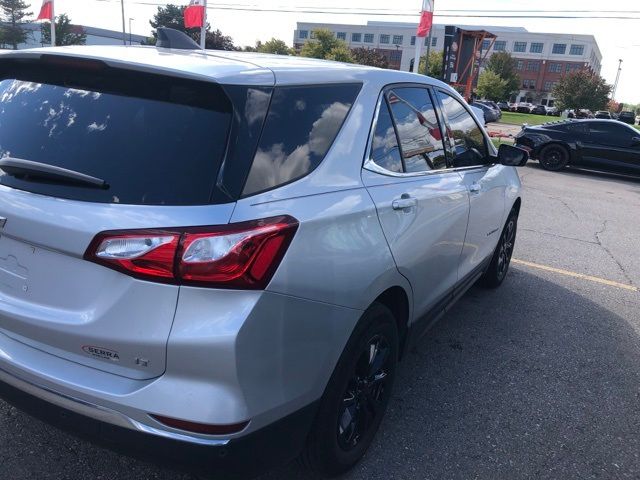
[418,50,443,78]
[485,52,520,98]
[552,70,611,111]
[147,4,235,50]
[351,47,388,68]
[0,0,31,49]
[41,14,86,46]
[250,38,292,55]
[300,29,353,63]
[476,70,507,102]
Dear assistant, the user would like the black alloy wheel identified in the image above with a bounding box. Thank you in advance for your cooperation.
[539,144,570,171]
[337,334,392,451]
[480,209,519,288]
[496,216,516,282]
[300,303,398,476]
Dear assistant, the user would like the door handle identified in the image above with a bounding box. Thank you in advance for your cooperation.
[392,195,417,210]
[469,183,481,194]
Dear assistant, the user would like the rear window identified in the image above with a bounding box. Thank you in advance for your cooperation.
[242,84,361,196]
[0,66,232,205]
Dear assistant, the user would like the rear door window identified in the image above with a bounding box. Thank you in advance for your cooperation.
[242,84,361,196]
[386,88,447,172]
[0,68,233,205]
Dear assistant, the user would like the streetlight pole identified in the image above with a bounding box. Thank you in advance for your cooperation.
[120,0,126,45]
[129,18,134,45]
[612,59,623,101]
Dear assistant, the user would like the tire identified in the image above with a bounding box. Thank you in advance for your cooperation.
[300,303,399,477]
[539,144,570,171]
[479,208,518,289]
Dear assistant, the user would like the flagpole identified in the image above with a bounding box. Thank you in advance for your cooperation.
[413,40,423,74]
[50,0,55,47]
[200,0,207,50]
[120,0,126,45]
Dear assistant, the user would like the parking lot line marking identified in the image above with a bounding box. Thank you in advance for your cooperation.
[512,259,638,292]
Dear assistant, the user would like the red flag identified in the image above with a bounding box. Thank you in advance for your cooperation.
[416,0,434,37]
[184,0,205,29]
[36,0,53,21]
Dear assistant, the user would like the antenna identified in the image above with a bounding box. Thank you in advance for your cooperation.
[156,28,201,50]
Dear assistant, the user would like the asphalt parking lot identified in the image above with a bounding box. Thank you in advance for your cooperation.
[1,161,639,480]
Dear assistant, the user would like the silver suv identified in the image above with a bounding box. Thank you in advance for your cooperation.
[0,34,526,477]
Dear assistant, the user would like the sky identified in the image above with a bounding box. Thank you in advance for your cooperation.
[40,0,640,104]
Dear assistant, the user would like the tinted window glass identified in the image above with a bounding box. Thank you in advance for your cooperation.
[387,88,446,172]
[589,122,633,142]
[370,100,403,173]
[0,74,231,205]
[564,122,589,134]
[437,91,488,167]
[243,84,361,196]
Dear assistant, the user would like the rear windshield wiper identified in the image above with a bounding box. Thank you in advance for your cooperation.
[0,157,108,189]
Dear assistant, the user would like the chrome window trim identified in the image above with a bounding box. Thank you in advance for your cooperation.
[363,83,457,179]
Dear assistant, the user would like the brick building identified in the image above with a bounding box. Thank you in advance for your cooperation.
[294,21,603,107]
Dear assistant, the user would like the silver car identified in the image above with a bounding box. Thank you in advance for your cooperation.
[0,31,526,477]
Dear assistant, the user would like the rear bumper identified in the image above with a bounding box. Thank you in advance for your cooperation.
[0,367,318,476]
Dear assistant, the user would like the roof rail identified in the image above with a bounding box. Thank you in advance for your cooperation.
[156,27,201,50]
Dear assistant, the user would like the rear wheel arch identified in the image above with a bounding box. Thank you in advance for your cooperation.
[372,286,410,360]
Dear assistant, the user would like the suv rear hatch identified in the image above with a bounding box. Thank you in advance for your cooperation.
[0,56,240,379]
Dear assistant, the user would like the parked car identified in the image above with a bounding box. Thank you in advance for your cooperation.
[531,105,547,115]
[472,102,500,123]
[479,100,502,120]
[595,110,612,119]
[515,119,640,174]
[470,104,486,125]
[545,106,560,116]
[516,102,534,113]
[618,111,636,125]
[0,30,528,477]
[508,101,518,112]
[497,101,510,111]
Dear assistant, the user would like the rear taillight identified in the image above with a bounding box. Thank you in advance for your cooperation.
[84,216,298,289]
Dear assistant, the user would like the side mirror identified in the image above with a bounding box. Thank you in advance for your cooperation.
[497,144,529,167]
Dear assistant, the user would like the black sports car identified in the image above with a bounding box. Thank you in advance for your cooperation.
[515,119,640,174]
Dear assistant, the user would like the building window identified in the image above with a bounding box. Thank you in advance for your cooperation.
[336,32,346,40]
[516,60,524,71]
[527,61,540,72]
[351,33,362,42]
[570,44,585,55]
[390,50,402,61]
[523,79,536,89]
[481,39,490,50]
[299,30,309,39]
[493,40,506,51]
[566,63,582,74]
[410,36,416,46]
[430,37,437,47]
[380,34,390,44]
[543,81,555,91]
[393,35,404,45]
[530,42,544,53]
[514,41,527,52]
[548,62,562,73]
[552,43,566,54]
[364,33,374,43]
